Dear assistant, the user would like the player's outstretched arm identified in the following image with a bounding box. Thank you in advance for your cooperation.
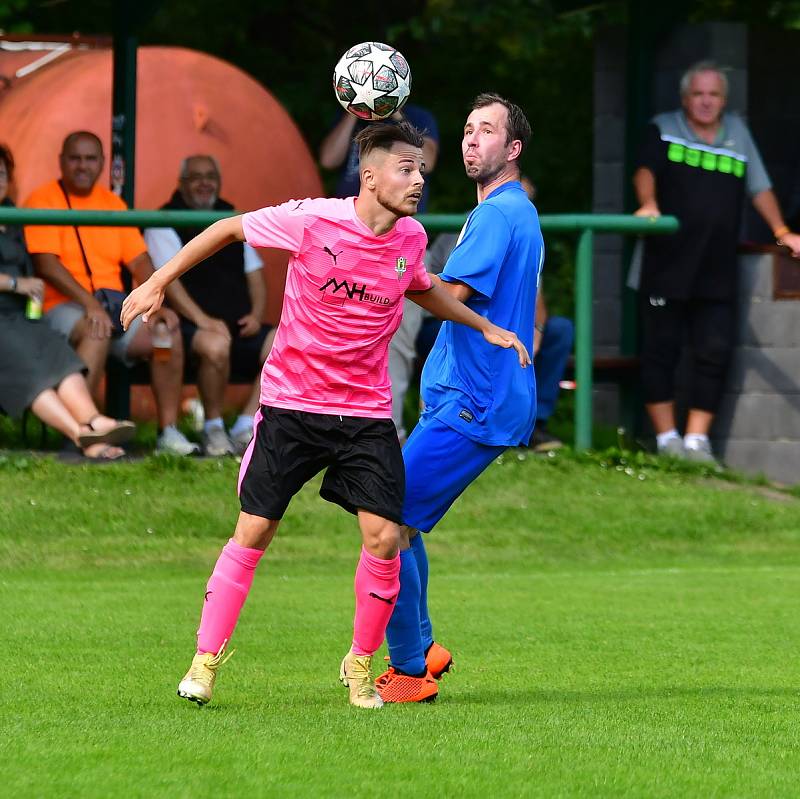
[407,279,531,368]
[121,216,246,329]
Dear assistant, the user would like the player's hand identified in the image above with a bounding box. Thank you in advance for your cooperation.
[121,278,165,330]
[634,202,661,218]
[237,313,261,338]
[777,231,800,259]
[483,324,531,368]
[84,298,114,339]
[198,314,232,343]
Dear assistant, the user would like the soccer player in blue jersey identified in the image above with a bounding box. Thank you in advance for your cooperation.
[376,93,543,703]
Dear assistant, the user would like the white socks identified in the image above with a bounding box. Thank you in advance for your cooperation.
[656,429,681,450]
[657,429,709,451]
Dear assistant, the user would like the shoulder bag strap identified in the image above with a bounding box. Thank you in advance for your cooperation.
[57,179,95,293]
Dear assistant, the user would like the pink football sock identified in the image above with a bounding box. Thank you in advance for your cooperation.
[351,546,401,656]
[196,538,264,654]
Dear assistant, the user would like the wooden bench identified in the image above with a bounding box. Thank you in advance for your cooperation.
[105,356,258,420]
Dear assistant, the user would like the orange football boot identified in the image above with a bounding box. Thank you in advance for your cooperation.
[425,642,453,680]
[375,667,438,703]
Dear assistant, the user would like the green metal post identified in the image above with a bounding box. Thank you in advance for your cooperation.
[574,229,594,450]
[112,2,137,207]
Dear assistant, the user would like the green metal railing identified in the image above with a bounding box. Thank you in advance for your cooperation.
[1,207,678,449]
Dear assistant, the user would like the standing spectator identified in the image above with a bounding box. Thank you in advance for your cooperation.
[22,131,198,456]
[0,143,134,460]
[145,155,275,456]
[633,61,800,462]
[319,105,439,210]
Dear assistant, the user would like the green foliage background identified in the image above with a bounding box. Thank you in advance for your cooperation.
[4,0,800,317]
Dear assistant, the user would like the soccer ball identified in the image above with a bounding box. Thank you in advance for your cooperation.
[333,42,411,121]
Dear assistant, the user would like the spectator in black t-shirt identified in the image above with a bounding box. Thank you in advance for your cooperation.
[633,60,800,463]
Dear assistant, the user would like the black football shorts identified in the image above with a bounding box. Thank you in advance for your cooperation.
[238,405,405,523]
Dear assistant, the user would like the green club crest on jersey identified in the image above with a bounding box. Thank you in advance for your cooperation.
[395,257,407,279]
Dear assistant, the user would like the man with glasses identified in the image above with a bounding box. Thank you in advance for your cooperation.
[145,156,275,456]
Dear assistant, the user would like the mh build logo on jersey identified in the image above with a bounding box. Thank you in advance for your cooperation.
[318,247,400,308]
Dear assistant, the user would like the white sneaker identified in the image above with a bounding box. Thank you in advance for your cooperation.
[658,436,685,458]
[156,426,200,456]
[202,427,235,457]
[684,438,718,464]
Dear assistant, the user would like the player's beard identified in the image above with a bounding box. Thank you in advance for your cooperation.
[377,188,418,218]
[465,159,505,186]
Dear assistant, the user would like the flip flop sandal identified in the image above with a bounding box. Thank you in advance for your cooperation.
[77,417,136,448]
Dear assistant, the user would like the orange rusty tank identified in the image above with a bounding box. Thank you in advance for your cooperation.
[0,44,323,324]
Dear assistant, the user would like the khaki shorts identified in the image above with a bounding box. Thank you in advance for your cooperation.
[46,301,144,366]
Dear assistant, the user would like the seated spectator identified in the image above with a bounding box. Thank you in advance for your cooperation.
[144,155,275,456]
[529,289,573,451]
[0,143,134,459]
[23,131,198,456]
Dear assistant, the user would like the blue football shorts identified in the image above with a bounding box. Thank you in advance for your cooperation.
[402,413,506,533]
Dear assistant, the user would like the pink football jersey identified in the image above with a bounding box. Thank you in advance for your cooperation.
[242,197,430,417]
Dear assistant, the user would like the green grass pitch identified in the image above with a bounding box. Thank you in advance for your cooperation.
[2,451,800,797]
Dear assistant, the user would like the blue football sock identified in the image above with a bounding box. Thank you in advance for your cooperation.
[386,549,426,675]
[410,533,433,651]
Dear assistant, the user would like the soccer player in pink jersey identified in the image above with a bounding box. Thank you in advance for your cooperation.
[121,121,530,709]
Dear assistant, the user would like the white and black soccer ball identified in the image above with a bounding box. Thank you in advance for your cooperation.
[332,41,411,121]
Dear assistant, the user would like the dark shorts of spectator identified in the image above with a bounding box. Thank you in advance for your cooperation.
[639,296,735,413]
[180,320,273,382]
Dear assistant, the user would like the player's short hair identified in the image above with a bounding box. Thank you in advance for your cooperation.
[61,130,103,155]
[680,60,728,98]
[471,93,531,154]
[355,120,424,163]
[179,154,222,180]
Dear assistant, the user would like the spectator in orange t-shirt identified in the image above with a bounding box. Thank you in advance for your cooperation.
[23,131,198,455]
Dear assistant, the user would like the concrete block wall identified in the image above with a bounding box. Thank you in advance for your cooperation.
[713,252,800,483]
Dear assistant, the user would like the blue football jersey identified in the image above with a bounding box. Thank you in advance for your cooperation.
[421,181,543,446]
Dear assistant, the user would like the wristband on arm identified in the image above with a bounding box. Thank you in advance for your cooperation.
[774,225,791,241]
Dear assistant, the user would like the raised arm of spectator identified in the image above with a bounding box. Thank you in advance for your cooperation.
[751,189,800,258]
[319,114,359,170]
[122,216,245,328]
[632,167,661,217]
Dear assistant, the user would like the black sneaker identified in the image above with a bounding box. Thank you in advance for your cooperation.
[529,425,564,453]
